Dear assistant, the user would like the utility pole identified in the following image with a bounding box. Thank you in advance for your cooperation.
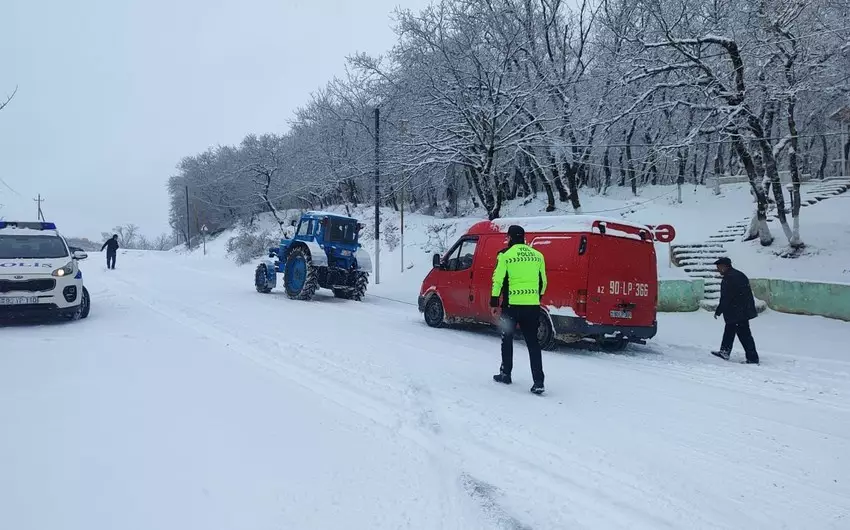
[185,185,192,249]
[33,194,44,221]
[374,107,381,285]
[400,119,408,273]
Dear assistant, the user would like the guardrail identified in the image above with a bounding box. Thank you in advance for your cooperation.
[657,278,705,312]
[749,278,850,322]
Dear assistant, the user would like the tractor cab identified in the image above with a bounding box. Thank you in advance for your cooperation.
[291,212,362,244]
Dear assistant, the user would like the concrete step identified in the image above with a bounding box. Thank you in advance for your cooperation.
[703,293,721,300]
[672,246,726,252]
[686,273,720,279]
[684,266,718,273]
[673,248,724,255]
[707,238,737,242]
[675,257,724,265]
[705,285,721,293]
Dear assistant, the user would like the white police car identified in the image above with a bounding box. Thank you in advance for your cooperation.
[0,221,91,321]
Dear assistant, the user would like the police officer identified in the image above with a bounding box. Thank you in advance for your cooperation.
[490,225,548,394]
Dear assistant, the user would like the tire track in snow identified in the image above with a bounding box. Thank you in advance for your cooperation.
[103,275,505,530]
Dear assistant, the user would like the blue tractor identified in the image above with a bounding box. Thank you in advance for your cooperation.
[254,211,372,301]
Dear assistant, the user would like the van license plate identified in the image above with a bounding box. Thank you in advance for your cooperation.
[610,310,632,319]
[0,296,39,305]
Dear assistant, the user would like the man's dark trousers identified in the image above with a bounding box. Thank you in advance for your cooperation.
[106,251,116,269]
[721,321,759,363]
[500,305,544,384]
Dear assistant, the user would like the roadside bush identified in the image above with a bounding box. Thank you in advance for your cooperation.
[226,225,278,265]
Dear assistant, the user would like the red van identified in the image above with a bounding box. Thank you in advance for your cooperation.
[417,216,658,350]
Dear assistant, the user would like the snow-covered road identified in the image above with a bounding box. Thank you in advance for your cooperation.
[2,251,849,529]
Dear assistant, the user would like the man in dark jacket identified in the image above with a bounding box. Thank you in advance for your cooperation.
[491,225,548,394]
[101,234,119,269]
[711,257,759,364]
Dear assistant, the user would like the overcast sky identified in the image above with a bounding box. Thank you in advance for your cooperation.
[0,0,430,240]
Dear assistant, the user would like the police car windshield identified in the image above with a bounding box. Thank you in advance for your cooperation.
[0,235,69,259]
[327,219,357,244]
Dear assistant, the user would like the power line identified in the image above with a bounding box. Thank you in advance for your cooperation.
[0,177,22,197]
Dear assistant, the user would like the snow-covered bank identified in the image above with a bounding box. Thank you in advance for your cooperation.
[2,250,849,529]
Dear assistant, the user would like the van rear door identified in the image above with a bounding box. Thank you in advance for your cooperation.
[585,228,656,328]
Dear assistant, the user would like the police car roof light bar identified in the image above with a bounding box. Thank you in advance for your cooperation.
[0,221,57,230]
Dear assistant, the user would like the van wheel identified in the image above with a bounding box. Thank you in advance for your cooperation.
[598,336,628,352]
[538,310,557,351]
[424,296,445,328]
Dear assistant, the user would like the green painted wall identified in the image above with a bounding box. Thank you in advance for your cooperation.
[658,279,704,312]
[750,278,850,322]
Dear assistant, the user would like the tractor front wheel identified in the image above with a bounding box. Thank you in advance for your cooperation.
[255,264,273,294]
[284,247,318,301]
[349,272,368,301]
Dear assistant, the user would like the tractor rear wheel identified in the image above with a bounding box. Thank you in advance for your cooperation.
[254,264,272,294]
[284,247,318,301]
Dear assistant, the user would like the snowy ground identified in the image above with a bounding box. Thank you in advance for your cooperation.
[2,249,849,529]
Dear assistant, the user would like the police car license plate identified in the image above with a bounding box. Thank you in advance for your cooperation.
[0,296,39,305]
[610,310,632,319]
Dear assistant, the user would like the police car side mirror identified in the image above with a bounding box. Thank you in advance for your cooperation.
[432,253,443,269]
[72,250,88,261]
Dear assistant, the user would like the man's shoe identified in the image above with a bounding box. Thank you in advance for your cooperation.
[711,350,731,361]
[493,372,512,385]
[741,360,759,365]
[530,383,545,395]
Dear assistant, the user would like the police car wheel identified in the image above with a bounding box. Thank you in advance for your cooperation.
[80,287,91,319]
[424,296,445,328]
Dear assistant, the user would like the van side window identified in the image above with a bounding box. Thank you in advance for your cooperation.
[445,238,478,271]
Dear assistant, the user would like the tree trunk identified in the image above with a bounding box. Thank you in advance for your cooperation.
[603,146,612,195]
[817,134,828,180]
[731,136,774,246]
[700,140,711,185]
[618,148,626,187]
[786,100,804,247]
[565,164,582,212]
[713,141,725,195]
[626,121,637,195]
[528,157,556,211]
[388,186,399,212]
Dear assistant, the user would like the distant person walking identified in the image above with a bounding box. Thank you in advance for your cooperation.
[711,257,760,364]
[101,234,119,270]
[490,225,548,394]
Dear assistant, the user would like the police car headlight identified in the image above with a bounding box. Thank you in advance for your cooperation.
[52,262,74,277]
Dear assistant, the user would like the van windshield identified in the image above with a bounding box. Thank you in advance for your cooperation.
[0,235,69,259]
